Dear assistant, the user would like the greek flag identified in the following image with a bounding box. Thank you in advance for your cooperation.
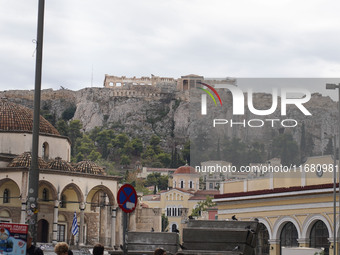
[71,212,78,236]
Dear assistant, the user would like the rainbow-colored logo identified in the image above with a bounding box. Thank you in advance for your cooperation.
[197,82,223,107]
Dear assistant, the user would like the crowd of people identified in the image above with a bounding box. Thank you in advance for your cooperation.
[26,232,105,255]
[26,232,180,255]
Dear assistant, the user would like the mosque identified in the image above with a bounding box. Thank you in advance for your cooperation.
[0,98,121,246]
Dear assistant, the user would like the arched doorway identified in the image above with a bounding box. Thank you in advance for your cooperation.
[256,223,270,255]
[171,224,178,232]
[310,220,329,255]
[37,219,49,243]
[280,222,298,253]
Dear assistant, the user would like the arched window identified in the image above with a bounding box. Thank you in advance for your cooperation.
[256,223,270,255]
[60,195,67,208]
[42,142,49,161]
[280,222,298,248]
[3,189,9,203]
[310,220,329,252]
[180,180,184,189]
[42,188,49,201]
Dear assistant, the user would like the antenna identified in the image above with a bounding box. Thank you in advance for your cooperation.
[91,65,93,87]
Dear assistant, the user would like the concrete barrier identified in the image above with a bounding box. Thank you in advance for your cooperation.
[181,220,259,255]
[109,232,178,255]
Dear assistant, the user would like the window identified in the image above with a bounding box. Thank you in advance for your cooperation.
[310,220,329,252]
[280,222,298,247]
[42,188,49,201]
[180,180,184,189]
[60,195,66,208]
[3,189,9,203]
[256,223,270,255]
[42,142,49,161]
[57,224,66,242]
[189,181,193,189]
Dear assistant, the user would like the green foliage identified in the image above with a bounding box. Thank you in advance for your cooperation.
[157,153,171,167]
[271,133,299,166]
[69,120,83,156]
[162,214,169,232]
[131,138,143,156]
[190,196,216,217]
[120,155,131,167]
[56,119,69,136]
[324,138,333,156]
[115,133,129,148]
[145,172,169,192]
[62,105,76,121]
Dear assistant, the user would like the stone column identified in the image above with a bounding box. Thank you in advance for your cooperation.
[129,210,136,232]
[52,200,59,244]
[20,201,26,224]
[79,202,85,246]
[328,237,336,255]
[111,207,117,248]
[297,238,310,248]
[269,239,280,255]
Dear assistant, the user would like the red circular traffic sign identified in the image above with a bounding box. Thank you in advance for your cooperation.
[117,184,137,213]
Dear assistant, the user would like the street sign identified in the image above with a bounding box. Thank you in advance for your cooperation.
[117,184,137,213]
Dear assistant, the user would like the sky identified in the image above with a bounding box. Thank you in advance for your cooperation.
[2,0,340,99]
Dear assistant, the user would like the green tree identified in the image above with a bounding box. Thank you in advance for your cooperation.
[69,120,83,156]
[120,155,131,167]
[131,138,143,156]
[95,129,115,159]
[182,140,190,164]
[190,196,216,217]
[157,153,171,167]
[56,119,69,136]
[88,150,101,161]
[145,172,169,192]
[271,133,299,166]
[62,105,76,121]
[115,133,129,148]
[324,138,334,156]
[162,214,169,232]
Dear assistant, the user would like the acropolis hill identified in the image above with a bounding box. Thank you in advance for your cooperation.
[0,74,338,155]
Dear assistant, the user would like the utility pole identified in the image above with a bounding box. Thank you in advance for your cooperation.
[27,0,45,244]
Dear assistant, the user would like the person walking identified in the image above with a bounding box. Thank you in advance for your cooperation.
[154,248,166,255]
[26,232,44,255]
[54,242,69,255]
[93,243,104,255]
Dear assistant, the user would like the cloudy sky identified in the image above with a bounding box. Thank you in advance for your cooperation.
[2,0,340,98]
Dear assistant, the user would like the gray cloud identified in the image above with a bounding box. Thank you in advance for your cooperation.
[1,0,340,100]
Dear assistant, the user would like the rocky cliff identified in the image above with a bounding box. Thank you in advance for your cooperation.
[0,87,338,155]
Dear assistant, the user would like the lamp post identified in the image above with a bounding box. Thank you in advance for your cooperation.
[326,83,340,255]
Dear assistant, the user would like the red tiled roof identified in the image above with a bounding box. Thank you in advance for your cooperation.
[174,165,196,175]
[146,167,176,172]
[0,98,60,135]
[214,183,337,199]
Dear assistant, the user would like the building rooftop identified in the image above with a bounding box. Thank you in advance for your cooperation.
[0,98,60,136]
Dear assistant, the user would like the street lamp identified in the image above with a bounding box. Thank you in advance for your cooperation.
[326,83,340,254]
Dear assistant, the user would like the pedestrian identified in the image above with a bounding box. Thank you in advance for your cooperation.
[154,248,166,255]
[26,232,44,255]
[93,243,104,255]
[54,242,69,255]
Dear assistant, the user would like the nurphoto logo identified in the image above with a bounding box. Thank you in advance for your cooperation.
[199,82,312,128]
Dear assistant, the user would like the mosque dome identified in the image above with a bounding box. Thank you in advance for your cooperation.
[0,98,60,136]
[74,161,105,175]
[174,165,196,175]
[48,157,74,172]
[8,152,48,169]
